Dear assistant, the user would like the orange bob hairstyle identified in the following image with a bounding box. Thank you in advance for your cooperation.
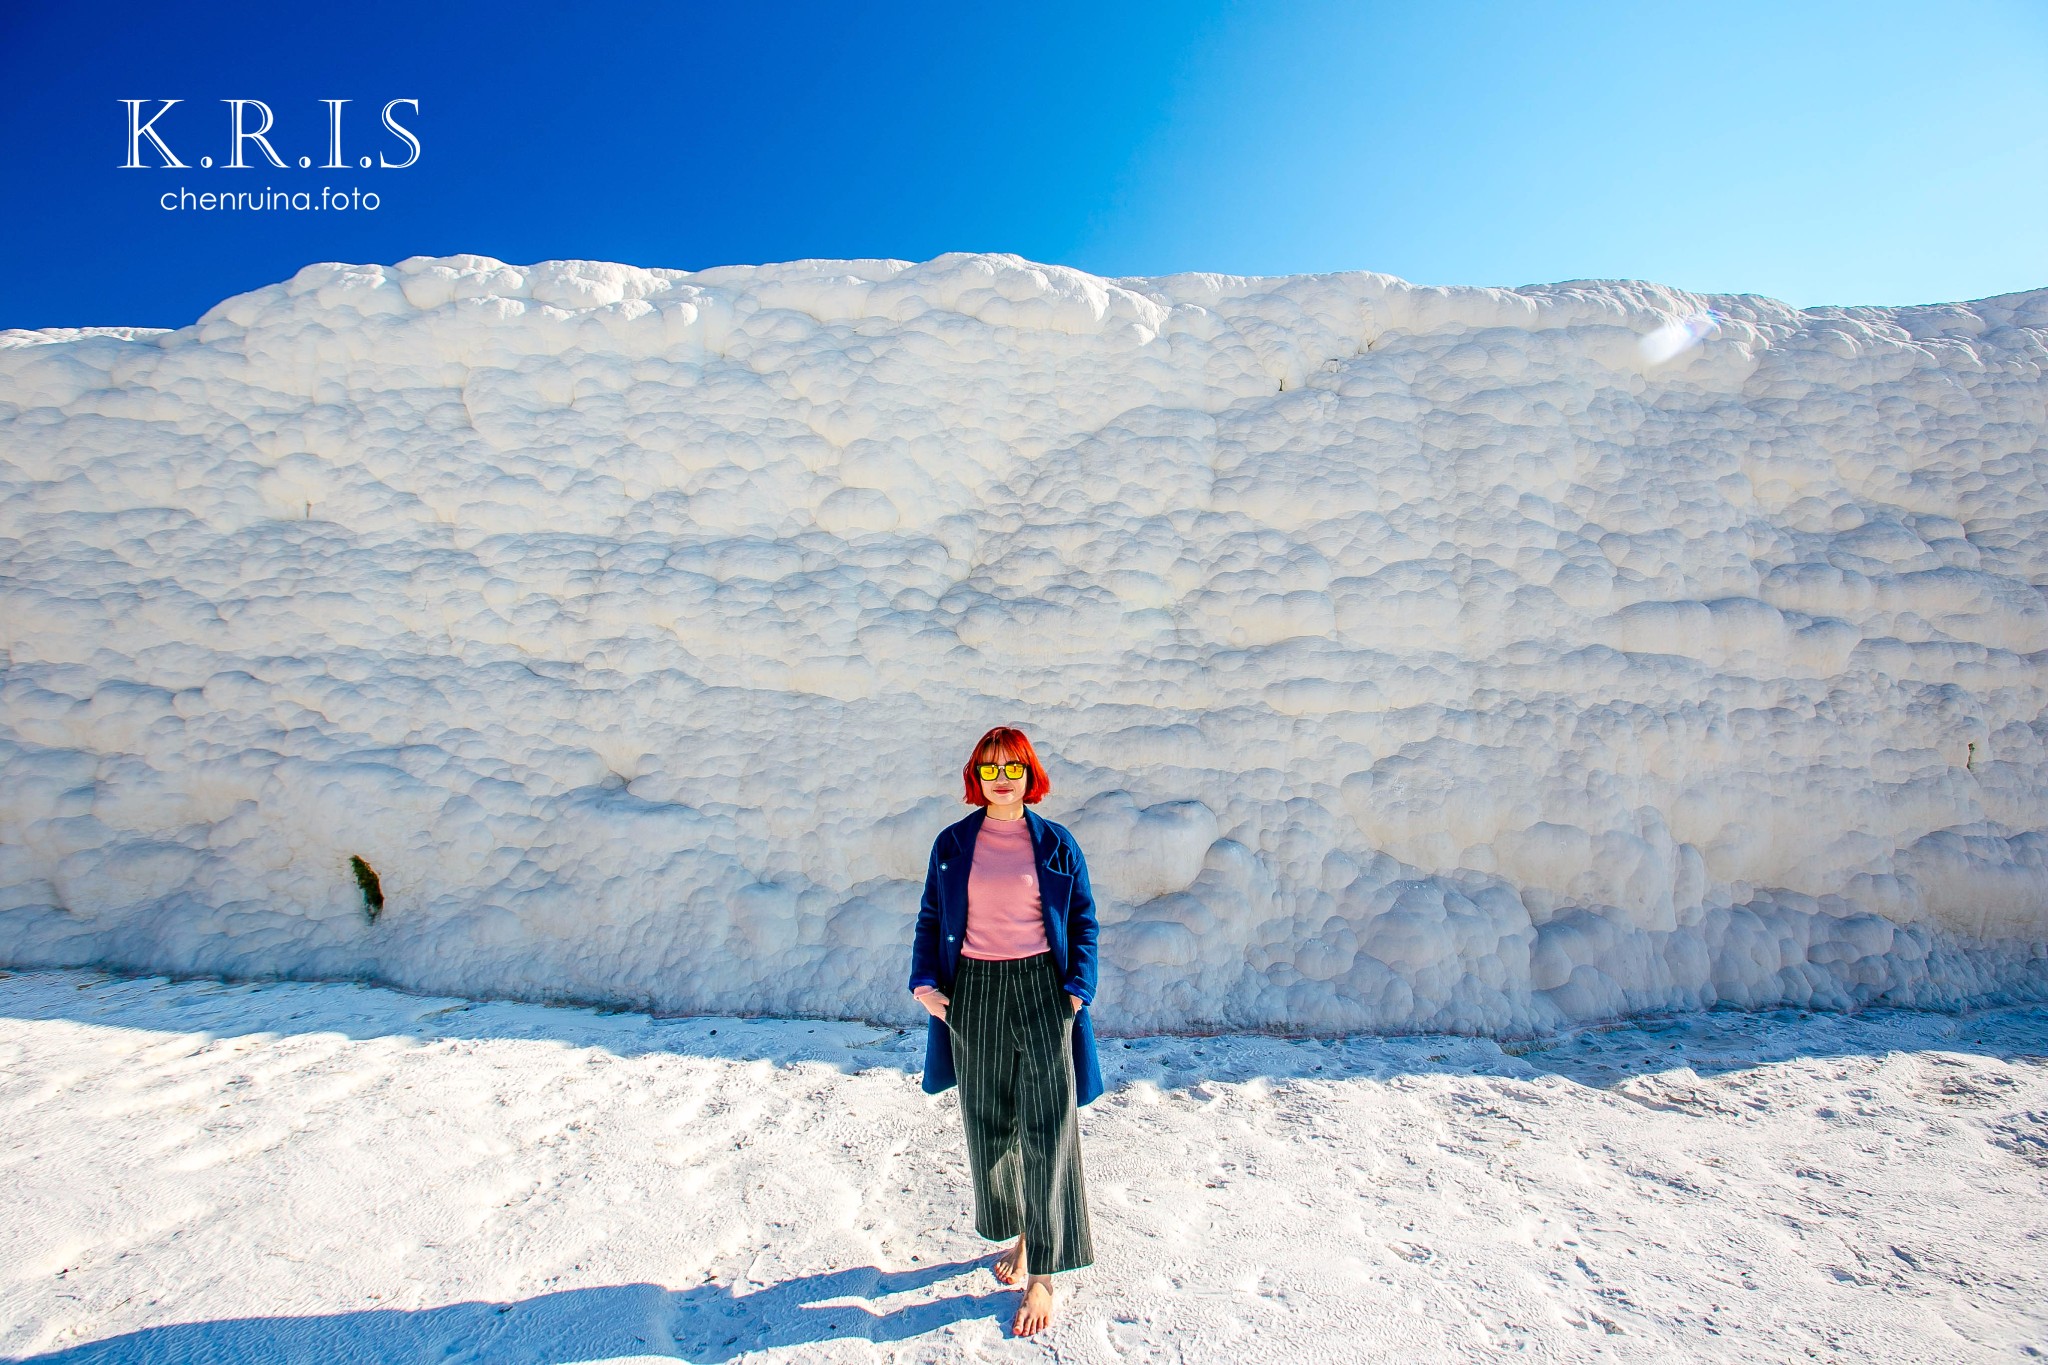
[959,726,1053,806]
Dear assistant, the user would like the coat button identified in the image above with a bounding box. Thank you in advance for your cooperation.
[947,935,957,941]
[939,862,948,870]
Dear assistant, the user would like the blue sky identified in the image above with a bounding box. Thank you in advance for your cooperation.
[3,0,2043,329]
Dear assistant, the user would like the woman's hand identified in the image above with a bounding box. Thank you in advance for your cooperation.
[916,988,949,1022]
[1069,993,1084,1015]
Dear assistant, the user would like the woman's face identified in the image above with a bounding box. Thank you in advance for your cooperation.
[978,747,1026,809]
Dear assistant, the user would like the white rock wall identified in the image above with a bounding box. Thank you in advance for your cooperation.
[1,252,2045,1032]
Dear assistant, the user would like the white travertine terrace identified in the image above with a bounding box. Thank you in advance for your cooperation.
[1,252,2043,1032]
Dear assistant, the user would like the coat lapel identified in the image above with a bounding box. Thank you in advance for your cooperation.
[937,807,983,952]
[1026,808,1073,968]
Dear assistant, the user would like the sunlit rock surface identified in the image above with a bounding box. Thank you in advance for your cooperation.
[1,252,2044,1032]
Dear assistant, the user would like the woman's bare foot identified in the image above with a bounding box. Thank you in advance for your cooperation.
[1013,1274,1054,1335]
[992,1234,1024,1285]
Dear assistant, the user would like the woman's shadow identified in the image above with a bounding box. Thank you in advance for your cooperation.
[7,1259,1010,1363]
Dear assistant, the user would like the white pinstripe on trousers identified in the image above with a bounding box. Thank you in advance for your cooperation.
[947,951,1094,1272]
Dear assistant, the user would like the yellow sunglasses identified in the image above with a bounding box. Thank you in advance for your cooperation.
[976,761,1028,782]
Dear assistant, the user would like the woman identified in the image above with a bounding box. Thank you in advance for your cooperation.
[907,725,1103,1337]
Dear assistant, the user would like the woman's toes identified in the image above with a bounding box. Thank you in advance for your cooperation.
[1013,1282,1053,1335]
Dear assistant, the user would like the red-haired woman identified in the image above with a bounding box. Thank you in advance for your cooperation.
[908,725,1103,1337]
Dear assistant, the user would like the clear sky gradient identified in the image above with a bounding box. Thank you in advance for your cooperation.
[3,0,2043,330]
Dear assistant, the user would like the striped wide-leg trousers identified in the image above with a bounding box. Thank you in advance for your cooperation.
[947,951,1094,1273]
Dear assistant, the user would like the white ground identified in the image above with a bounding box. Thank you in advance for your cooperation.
[2,969,2042,1363]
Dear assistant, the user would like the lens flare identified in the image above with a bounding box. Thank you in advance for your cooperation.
[1639,308,1722,364]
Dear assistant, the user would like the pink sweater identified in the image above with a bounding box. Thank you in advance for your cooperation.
[959,814,1049,960]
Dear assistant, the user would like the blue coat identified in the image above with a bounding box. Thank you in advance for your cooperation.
[907,805,1104,1106]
